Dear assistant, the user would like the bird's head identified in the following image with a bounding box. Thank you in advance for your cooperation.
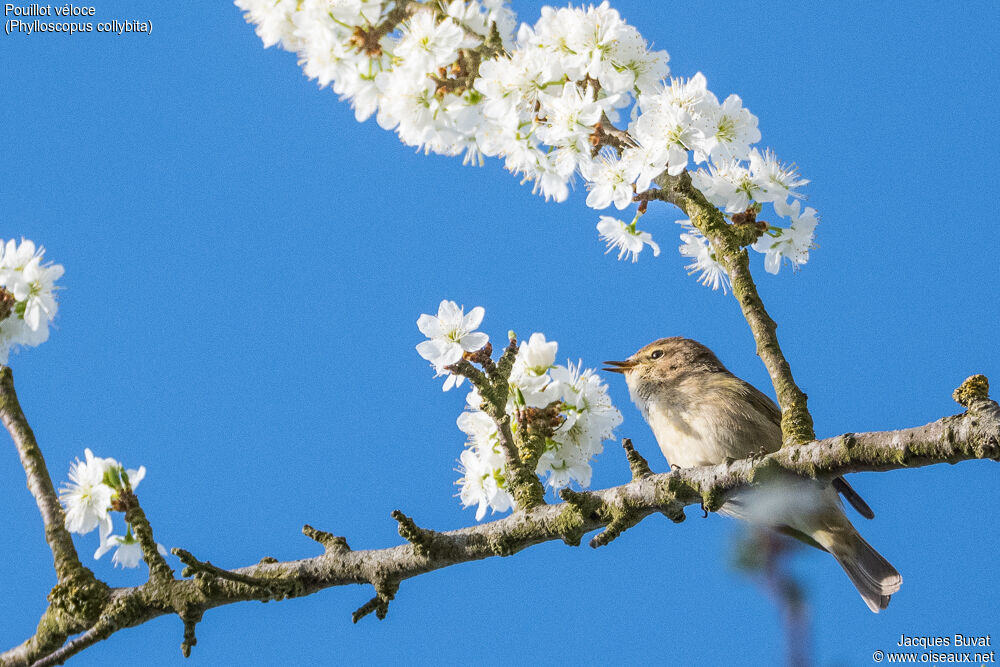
[603,337,726,386]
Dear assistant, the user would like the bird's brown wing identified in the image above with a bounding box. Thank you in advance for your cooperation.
[735,379,782,451]
[739,381,782,423]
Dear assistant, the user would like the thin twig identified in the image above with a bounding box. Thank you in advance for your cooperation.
[119,490,174,582]
[30,621,113,667]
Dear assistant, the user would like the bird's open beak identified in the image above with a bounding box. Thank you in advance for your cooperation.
[602,359,636,374]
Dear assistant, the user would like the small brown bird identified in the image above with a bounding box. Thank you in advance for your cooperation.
[605,337,901,612]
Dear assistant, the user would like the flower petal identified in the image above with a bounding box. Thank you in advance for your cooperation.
[416,314,442,338]
[460,332,489,352]
[463,306,485,331]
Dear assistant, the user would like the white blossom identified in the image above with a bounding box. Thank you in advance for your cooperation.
[622,142,670,194]
[395,11,466,75]
[698,94,760,164]
[236,0,823,292]
[59,449,116,536]
[59,447,148,567]
[583,153,640,210]
[690,160,758,213]
[417,300,489,390]
[605,28,669,95]
[427,308,621,518]
[235,0,819,273]
[457,446,511,520]
[95,532,143,568]
[512,333,557,379]
[234,0,300,49]
[629,101,702,176]
[750,148,809,205]
[596,216,660,262]
[651,72,718,116]
[0,239,64,364]
[677,221,729,293]
[536,83,614,154]
[752,200,819,273]
[95,531,168,569]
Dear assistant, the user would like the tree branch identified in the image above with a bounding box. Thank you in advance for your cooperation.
[6,387,997,666]
[652,172,816,447]
[119,491,174,583]
[448,336,547,511]
[0,366,84,582]
[29,622,113,667]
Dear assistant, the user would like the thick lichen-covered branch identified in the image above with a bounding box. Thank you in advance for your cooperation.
[651,172,815,447]
[6,386,997,667]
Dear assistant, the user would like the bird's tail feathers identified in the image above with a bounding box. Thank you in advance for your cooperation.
[816,525,902,613]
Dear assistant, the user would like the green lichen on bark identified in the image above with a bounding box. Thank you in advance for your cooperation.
[507,463,545,511]
[621,438,653,479]
[589,496,645,548]
[555,489,604,546]
[351,578,399,623]
[654,474,699,523]
[392,510,445,559]
[302,524,350,553]
[180,612,202,658]
[47,571,111,627]
[699,485,726,513]
[514,401,564,475]
[954,374,990,407]
[484,515,545,556]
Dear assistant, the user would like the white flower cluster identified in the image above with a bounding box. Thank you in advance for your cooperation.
[236,0,818,283]
[417,301,622,520]
[58,449,164,568]
[0,239,64,365]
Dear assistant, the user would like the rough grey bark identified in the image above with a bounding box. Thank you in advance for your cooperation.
[0,368,84,581]
[4,378,996,667]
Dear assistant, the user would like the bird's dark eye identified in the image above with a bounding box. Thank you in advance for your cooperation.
[650,350,664,360]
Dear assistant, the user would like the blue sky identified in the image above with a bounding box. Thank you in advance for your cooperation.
[3,1,998,665]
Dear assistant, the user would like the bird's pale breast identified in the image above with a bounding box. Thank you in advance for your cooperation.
[643,400,738,468]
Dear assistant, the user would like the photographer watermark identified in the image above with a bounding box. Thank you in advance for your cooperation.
[872,634,993,664]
